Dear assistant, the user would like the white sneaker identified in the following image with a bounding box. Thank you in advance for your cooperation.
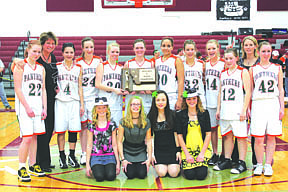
[254,164,263,176]
[80,152,86,165]
[264,164,273,177]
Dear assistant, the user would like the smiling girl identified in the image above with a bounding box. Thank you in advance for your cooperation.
[250,41,284,176]
[54,43,84,169]
[14,40,47,181]
[205,39,226,166]
[155,37,184,110]
[214,48,251,174]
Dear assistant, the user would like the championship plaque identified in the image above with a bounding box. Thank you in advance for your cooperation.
[121,68,158,92]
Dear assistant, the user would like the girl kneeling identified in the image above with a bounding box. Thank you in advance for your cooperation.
[86,97,120,181]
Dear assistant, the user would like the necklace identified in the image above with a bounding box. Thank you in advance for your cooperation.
[132,116,139,119]
[42,52,51,63]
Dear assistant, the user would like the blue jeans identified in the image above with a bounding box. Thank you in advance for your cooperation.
[285,77,288,97]
[0,82,10,107]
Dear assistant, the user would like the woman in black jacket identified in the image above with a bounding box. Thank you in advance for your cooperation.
[176,88,212,180]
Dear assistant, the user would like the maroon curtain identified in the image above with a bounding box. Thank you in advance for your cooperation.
[47,0,94,11]
[257,0,288,11]
[165,0,211,11]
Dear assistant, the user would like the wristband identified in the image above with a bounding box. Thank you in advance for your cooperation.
[120,159,126,162]
[176,147,181,152]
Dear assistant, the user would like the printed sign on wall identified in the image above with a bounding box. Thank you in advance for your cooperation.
[217,0,250,20]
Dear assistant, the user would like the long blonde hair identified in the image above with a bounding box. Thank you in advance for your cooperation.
[122,96,147,129]
[241,36,259,59]
[91,105,111,127]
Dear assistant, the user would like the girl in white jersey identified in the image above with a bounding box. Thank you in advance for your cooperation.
[155,37,184,110]
[182,40,206,108]
[76,37,102,165]
[250,42,284,176]
[55,43,84,169]
[124,39,154,114]
[205,40,226,165]
[14,40,47,181]
[214,48,251,174]
[96,42,128,126]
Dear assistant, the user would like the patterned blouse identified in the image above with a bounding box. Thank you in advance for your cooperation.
[88,121,117,156]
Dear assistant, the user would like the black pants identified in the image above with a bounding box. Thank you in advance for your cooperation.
[232,137,257,165]
[125,162,147,179]
[183,166,208,180]
[36,100,55,169]
[91,164,116,182]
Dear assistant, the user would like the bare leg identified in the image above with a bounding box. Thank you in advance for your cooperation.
[167,164,180,178]
[155,164,168,177]
[69,142,76,150]
[211,127,218,155]
[28,135,37,166]
[254,137,264,164]
[237,137,247,161]
[265,136,276,165]
[57,133,65,151]
[80,122,87,153]
[19,137,32,164]
[224,132,234,159]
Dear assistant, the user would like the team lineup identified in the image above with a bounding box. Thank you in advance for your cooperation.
[11,32,284,183]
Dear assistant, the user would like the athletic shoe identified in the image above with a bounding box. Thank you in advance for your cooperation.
[253,164,263,176]
[264,164,273,177]
[68,155,80,168]
[28,164,46,177]
[59,155,68,169]
[18,167,31,182]
[213,158,232,171]
[80,152,86,165]
[231,160,247,174]
[216,154,225,165]
[208,154,219,165]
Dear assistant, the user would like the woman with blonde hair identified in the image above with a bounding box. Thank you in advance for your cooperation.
[96,42,128,125]
[86,96,120,182]
[77,37,102,165]
[205,39,225,165]
[118,96,152,179]
[232,35,259,168]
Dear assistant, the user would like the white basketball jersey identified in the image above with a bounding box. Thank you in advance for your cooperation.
[125,57,153,110]
[77,56,101,101]
[183,58,205,96]
[16,59,44,116]
[220,66,244,120]
[98,61,122,110]
[155,55,178,94]
[251,63,280,100]
[127,58,153,68]
[205,59,225,108]
[55,61,81,102]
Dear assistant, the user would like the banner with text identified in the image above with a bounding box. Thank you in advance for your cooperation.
[217,0,250,20]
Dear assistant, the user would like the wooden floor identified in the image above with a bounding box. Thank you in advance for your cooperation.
[1,100,288,192]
